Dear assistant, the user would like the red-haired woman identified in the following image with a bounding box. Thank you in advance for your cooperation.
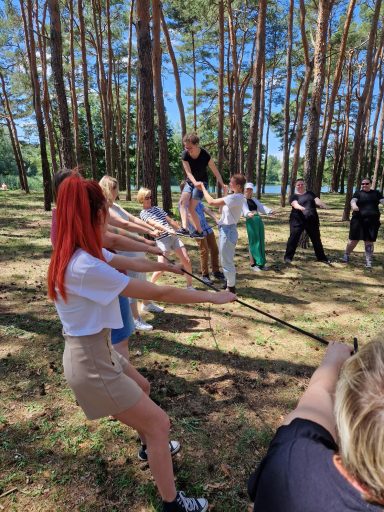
[47,175,235,512]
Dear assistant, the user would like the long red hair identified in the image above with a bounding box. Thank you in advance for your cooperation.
[47,175,107,301]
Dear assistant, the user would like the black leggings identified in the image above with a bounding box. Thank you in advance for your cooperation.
[284,217,327,261]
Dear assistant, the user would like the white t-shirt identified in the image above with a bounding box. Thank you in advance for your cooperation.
[54,248,130,336]
[219,193,245,225]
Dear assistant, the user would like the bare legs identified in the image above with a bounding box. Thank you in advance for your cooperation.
[113,394,176,502]
[344,239,374,266]
[151,252,192,287]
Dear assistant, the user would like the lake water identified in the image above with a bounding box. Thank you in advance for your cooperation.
[169,184,330,194]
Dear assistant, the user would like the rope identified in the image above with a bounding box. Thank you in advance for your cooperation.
[162,254,358,350]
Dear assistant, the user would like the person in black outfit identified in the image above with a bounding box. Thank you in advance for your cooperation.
[284,178,329,263]
[248,338,384,512]
[342,177,384,268]
[179,133,225,238]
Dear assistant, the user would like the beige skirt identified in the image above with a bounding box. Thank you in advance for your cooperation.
[63,328,142,419]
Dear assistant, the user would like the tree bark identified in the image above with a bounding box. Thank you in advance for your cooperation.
[68,0,81,167]
[217,0,225,194]
[255,58,265,198]
[21,0,52,209]
[47,0,75,170]
[152,0,172,211]
[290,0,313,194]
[342,0,382,220]
[316,0,356,192]
[160,7,186,137]
[280,0,294,206]
[227,0,244,173]
[0,72,29,192]
[136,0,157,202]
[246,0,266,182]
[304,0,333,192]
[125,0,135,199]
[78,0,97,179]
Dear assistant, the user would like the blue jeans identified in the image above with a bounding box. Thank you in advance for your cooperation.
[111,296,135,344]
[183,181,208,200]
[219,224,238,287]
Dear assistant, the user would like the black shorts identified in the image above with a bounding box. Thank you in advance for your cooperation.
[349,214,380,241]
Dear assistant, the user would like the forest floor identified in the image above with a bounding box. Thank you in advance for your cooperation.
[1,190,383,512]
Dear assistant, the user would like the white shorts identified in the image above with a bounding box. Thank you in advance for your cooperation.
[156,234,184,254]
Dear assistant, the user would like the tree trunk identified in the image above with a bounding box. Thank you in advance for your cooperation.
[152,0,172,211]
[255,58,265,198]
[47,0,75,170]
[217,0,225,195]
[160,7,186,137]
[78,0,97,179]
[36,3,59,176]
[68,0,81,167]
[316,0,356,192]
[368,70,384,178]
[92,0,112,175]
[246,0,266,182]
[304,0,333,193]
[263,55,276,194]
[136,0,157,202]
[0,72,29,192]
[342,0,382,220]
[280,0,294,206]
[372,94,384,188]
[125,0,135,199]
[290,0,313,194]
[21,0,52,210]
[227,0,244,173]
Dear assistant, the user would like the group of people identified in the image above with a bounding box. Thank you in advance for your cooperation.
[47,133,384,512]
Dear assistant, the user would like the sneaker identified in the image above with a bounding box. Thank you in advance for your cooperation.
[341,253,350,263]
[142,303,165,314]
[251,265,262,272]
[365,261,372,269]
[163,491,208,512]
[201,275,213,285]
[284,258,292,264]
[213,271,225,280]
[138,440,180,462]
[134,317,153,331]
[176,228,190,237]
[189,231,204,239]
[227,286,236,293]
[186,285,196,291]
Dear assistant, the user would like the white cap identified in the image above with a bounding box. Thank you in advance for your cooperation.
[245,182,254,190]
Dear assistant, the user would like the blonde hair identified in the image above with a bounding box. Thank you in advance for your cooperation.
[137,187,152,205]
[335,338,384,503]
[99,175,118,205]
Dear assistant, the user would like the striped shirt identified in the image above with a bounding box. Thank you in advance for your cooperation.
[140,206,170,229]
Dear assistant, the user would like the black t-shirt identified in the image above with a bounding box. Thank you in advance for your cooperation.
[247,198,258,211]
[248,418,383,512]
[290,191,319,221]
[352,190,383,218]
[181,147,211,183]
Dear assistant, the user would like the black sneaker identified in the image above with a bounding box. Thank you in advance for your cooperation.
[213,271,225,280]
[138,440,180,462]
[201,275,213,286]
[163,491,208,512]
[176,228,190,237]
[190,231,205,239]
[227,286,236,293]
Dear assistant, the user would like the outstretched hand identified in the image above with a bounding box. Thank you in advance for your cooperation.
[323,341,353,369]
[167,263,185,275]
[211,290,237,304]
[148,245,164,256]
[195,181,204,190]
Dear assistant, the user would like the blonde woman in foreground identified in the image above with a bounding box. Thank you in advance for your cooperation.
[248,337,384,511]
